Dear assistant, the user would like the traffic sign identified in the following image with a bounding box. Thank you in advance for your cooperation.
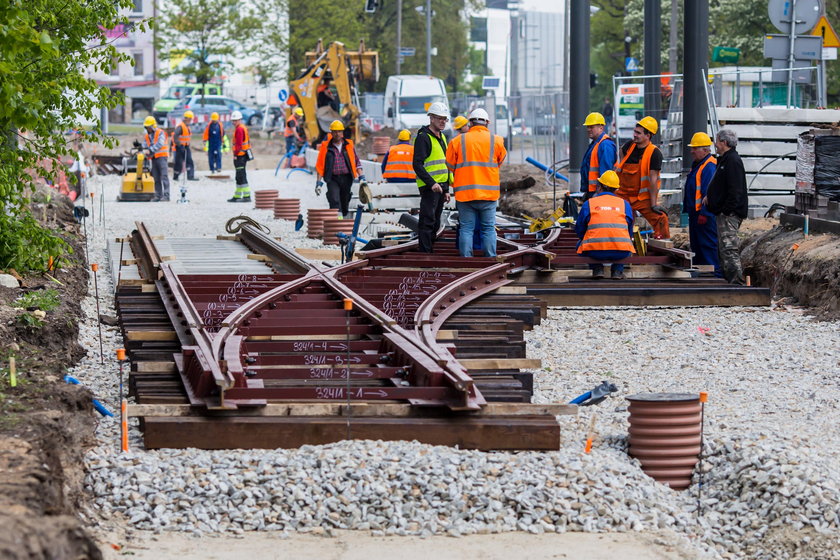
[625,57,639,72]
[824,47,838,60]
[768,0,821,35]
[811,15,840,48]
[712,46,741,64]
[278,89,288,102]
[764,34,823,59]
[399,47,416,57]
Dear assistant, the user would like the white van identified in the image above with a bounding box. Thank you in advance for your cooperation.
[384,75,451,132]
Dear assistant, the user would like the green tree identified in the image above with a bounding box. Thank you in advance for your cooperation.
[0,0,136,272]
[154,0,261,88]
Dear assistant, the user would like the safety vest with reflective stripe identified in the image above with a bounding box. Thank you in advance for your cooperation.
[383,143,415,180]
[577,193,635,254]
[614,142,657,201]
[694,155,717,211]
[586,134,611,192]
[416,131,450,187]
[202,121,224,142]
[284,116,297,137]
[175,122,191,146]
[234,123,251,156]
[448,126,506,202]
[144,128,168,158]
[315,135,359,178]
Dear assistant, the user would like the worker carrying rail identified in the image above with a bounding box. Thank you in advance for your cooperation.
[614,116,669,239]
[575,170,635,280]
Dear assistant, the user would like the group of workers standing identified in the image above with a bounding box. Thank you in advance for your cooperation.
[140,110,252,203]
[577,112,747,284]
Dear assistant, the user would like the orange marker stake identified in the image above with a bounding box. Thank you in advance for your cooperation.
[697,391,709,517]
[583,414,597,454]
[343,298,353,440]
[9,357,16,388]
[120,399,128,453]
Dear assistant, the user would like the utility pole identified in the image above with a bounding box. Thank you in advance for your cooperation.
[569,0,590,193]
[786,0,797,107]
[396,0,402,74]
[426,0,432,75]
[644,0,662,120]
[683,0,709,173]
[669,0,678,76]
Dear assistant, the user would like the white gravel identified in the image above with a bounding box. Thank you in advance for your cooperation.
[69,169,840,559]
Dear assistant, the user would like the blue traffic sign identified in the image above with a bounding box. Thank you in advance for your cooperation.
[625,57,639,72]
[399,47,416,57]
[278,89,288,102]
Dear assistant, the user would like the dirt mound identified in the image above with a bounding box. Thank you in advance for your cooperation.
[0,186,100,559]
[742,223,840,320]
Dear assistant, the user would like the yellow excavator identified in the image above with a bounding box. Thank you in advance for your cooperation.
[288,40,379,145]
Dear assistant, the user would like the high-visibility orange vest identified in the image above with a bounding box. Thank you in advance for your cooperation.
[586,134,610,193]
[577,193,636,254]
[202,121,224,141]
[382,143,415,180]
[234,123,251,156]
[447,126,506,202]
[694,155,717,211]
[175,122,191,146]
[615,142,657,201]
[316,135,359,178]
[144,128,168,158]
[284,116,297,137]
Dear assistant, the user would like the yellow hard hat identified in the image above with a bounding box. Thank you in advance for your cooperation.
[397,129,411,141]
[293,107,304,117]
[583,112,606,126]
[143,116,156,127]
[210,112,220,121]
[637,116,659,135]
[598,170,621,190]
[329,120,345,131]
[183,110,194,119]
[453,115,469,130]
[687,131,713,147]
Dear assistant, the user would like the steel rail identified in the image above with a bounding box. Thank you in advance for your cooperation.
[130,221,163,281]
[236,223,312,274]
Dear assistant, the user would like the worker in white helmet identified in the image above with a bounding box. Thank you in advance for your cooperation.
[411,101,452,253]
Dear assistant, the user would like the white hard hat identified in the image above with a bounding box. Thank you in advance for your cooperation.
[231,110,243,121]
[426,102,449,118]
[469,108,490,123]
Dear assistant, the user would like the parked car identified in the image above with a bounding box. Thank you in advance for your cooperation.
[152,83,222,124]
[171,95,262,127]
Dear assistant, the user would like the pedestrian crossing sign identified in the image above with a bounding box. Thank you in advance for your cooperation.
[625,57,639,72]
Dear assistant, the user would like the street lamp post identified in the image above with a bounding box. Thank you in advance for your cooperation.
[426,0,432,75]
[396,0,402,74]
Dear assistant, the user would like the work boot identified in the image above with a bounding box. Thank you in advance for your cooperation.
[188,177,199,181]
[611,270,625,280]
[227,196,241,203]
[237,196,251,203]
[591,265,605,280]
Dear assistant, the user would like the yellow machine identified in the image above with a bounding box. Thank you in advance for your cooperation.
[288,40,379,144]
[118,145,155,202]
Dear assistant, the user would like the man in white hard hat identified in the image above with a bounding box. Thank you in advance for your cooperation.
[228,110,252,202]
[411,101,452,253]
[445,107,506,257]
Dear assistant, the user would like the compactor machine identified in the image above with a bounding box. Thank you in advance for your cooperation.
[118,141,156,201]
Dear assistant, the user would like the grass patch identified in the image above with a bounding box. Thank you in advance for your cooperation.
[12,289,60,312]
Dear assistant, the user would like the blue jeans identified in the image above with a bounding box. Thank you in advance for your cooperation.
[457,200,497,257]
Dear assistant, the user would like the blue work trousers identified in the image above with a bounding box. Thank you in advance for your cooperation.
[688,211,721,276]
[457,200,497,257]
[207,144,222,172]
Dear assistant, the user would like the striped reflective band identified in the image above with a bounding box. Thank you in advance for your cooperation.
[453,184,500,193]
[456,130,497,169]
[582,236,631,244]
[586,222,627,230]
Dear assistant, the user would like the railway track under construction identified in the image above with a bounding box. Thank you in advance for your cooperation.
[111,217,769,452]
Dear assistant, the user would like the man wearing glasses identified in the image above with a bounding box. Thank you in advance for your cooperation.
[412,102,452,253]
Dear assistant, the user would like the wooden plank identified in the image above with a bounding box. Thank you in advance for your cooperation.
[125,330,178,341]
[135,361,176,373]
[247,254,272,262]
[142,415,561,450]
[647,239,674,249]
[509,270,570,284]
[294,248,344,260]
[492,286,527,295]
[459,358,542,370]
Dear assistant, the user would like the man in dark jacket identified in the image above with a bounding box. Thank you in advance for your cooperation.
[703,128,748,285]
[412,102,451,253]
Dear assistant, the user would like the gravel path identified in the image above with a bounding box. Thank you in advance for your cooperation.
[71,170,840,560]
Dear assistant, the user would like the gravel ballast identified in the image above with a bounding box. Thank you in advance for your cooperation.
[71,169,840,559]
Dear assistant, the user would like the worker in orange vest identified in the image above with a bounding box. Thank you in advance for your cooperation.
[614,116,670,239]
[315,120,365,217]
[228,111,252,202]
[575,170,635,279]
[381,129,415,183]
[445,108,507,257]
[683,131,719,274]
[172,110,198,182]
[142,116,170,202]
[580,112,617,200]
[284,107,304,156]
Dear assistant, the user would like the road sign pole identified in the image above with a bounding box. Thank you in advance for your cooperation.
[396,0,402,74]
[786,0,797,108]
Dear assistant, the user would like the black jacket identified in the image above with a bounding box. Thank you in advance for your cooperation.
[412,125,449,188]
[706,148,748,219]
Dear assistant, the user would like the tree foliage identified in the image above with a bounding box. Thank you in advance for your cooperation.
[154,0,262,86]
[286,0,474,92]
[0,0,136,271]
